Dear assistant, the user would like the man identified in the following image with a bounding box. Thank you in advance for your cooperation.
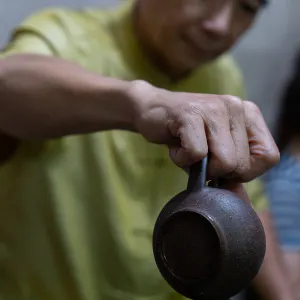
[0,0,283,299]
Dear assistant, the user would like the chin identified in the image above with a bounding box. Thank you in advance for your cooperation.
[167,53,215,78]
[179,62,200,75]
[179,53,220,71]
[185,58,210,70]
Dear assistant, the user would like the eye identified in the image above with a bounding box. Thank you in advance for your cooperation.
[239,1,260,14]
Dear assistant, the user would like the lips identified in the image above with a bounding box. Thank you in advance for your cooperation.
[181,32,224,61]
[181,33,203,58]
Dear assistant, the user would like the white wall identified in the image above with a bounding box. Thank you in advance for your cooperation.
[232,0,300,131]
[1,0,299,131]
[0,0,120,46]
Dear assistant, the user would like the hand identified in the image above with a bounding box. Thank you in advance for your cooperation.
[219,181,251,204]
[131,80,279,182]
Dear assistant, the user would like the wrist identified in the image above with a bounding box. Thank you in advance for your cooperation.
[85,77,144,132]
[125,80,157,132]
[105,78,140,132]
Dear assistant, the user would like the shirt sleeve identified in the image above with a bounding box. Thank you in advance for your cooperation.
[0,8,72,59]
[0,33,55,59]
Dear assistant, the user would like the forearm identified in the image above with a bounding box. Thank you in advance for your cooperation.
[0,54,139,139]
[252,210,294,300]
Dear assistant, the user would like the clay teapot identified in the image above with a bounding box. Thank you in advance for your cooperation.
[153,157,266,300]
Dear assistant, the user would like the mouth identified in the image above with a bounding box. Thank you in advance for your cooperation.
[181,33,203,58]
[181,33,223,61]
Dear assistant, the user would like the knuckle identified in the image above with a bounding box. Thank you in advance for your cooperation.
[188,95,232,119]
[222,95,244,114]
[222,95,242,105]
[173,111,186,127]
[189,147,208,163]
[206,100,228,118]
[244,100,262,116]
[255,141,280,171]
[179,108,204,132]
[129,79,153,97]
[181,104,200,119]
[264,146,280,168]
[182,100,207,119]
[221,156,238,174]
[243,148,280,182]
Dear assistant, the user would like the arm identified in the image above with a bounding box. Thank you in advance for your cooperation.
[252,210,294,300]
[245,180,294,300]
[0,20,279,179]
[0,54,139,140]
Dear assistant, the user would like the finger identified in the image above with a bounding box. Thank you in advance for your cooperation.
[218,180,251,205]
[168,117,208,168]
[222,96,250,181]
[202,102,237,178]
[243,101,280,181]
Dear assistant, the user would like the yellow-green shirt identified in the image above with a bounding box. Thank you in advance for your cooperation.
[0,2,268,300]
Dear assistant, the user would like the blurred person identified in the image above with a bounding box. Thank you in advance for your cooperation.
[264,51,300,300]
[241,180,294,300]
[0,0,282,300]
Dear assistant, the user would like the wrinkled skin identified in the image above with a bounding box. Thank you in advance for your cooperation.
[132,0,276,201]
[136,0,262,76]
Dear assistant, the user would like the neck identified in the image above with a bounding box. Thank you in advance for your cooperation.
[132,2,192,81]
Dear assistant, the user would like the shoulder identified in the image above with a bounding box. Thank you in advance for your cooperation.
[212,55,243,83]
[16,7,109,32]
[10,7,113,56]
[16,8,87,34]
[207,54,245,97]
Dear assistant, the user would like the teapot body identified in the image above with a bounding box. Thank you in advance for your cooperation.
[153,187,266,299]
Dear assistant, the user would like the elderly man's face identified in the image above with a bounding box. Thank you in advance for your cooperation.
[137,0,264,74]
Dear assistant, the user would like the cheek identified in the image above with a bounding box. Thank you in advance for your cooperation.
[182,1,204,22]
[159,1,201,40]
[230,19,253,44]
[151,19,170,46]
[157,19,184,48]
[235,16,254,36]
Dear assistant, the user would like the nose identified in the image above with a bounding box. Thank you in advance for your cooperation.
[202,4,232,37]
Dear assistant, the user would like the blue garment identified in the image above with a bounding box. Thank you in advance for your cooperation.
[264,152,300,251]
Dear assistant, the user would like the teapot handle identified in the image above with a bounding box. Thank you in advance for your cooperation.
[187,156,208,192]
